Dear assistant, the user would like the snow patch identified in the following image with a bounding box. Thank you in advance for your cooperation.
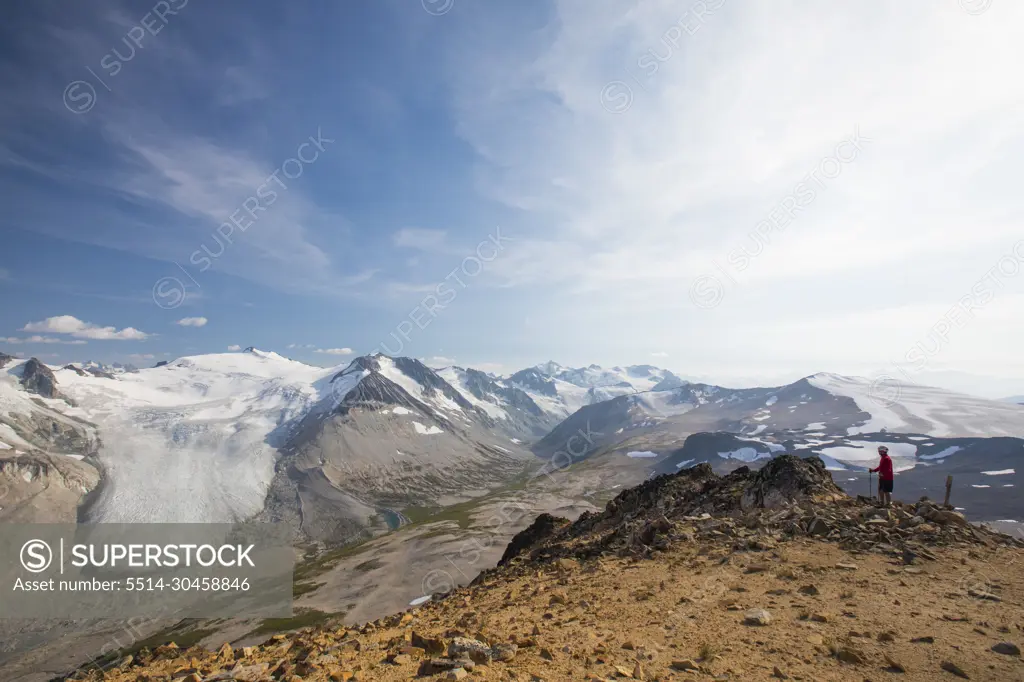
[765,395,778,406]
[392,406,412,416]
[717,447,770,463]
[626,450,659,458]
[981,469,1015,476]
[412,422,444,435]
[675,458,695,469]
[972,484,991,488]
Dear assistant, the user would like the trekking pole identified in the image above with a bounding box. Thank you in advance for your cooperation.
[869,470,874,500]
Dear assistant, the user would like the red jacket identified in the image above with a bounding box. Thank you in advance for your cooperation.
[871,454,894,480]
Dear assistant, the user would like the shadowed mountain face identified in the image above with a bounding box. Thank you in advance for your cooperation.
[19,358,64,400]
[507,368,558,397]
[532,378,867,459]
[260,355,532,544]
[436,366,557,436]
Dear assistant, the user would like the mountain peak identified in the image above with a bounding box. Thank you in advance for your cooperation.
[534,360,564,376]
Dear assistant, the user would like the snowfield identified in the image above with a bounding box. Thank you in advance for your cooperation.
[808,373,1024,438]
[54,349,339,523]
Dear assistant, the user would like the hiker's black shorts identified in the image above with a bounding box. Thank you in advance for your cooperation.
[879,479,894,493]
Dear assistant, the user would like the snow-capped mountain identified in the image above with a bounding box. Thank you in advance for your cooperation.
[5,346,1023,532]
[260,354,532,542]
[807,373,1024,439]
[492,361,686,420]
[434,366,563,438]
[0,356,102,522]
[3,349,531,540]
[533,372,1024,460]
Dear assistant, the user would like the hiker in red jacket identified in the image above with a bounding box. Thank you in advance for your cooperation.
[870,445,894,507]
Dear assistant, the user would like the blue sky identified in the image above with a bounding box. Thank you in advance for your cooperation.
[1,0,1023,397]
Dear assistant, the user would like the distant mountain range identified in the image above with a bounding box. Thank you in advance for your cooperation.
[2,348,1022,536]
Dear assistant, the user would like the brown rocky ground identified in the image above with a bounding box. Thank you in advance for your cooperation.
[61,457,1024,681]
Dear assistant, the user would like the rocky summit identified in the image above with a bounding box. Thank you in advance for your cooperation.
[60,456,1024,681]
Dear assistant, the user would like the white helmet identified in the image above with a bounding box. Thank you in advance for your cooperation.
[878,445,889,453]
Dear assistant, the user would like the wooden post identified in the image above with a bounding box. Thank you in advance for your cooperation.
[943,475,953,507]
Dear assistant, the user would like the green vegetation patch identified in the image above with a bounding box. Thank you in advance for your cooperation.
[249,608,341,637]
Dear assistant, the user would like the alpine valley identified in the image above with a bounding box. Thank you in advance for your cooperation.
[2,347,1024,680]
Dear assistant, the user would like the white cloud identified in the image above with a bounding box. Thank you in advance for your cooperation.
[176,317,208,327]
[3,335,88,345]
[21,315,149,340]
[227,344,242,351]
[128,353,156,362]
[650,352,669,358]
[287,343,316,350]
[315,348,354,356]
[423,356,456,367]
[445,1,1024,382]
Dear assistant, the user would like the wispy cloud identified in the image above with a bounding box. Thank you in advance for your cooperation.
[441,1,1024,375]
[226,344,242,351]
[21,315,149,340]
[393,228,448,251]
[175,316,208,327]
[2,335,88,345]
[315,347,354,356]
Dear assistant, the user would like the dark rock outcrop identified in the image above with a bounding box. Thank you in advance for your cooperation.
[496,454,1023,569]
[19,358,64,400]
[498,513,570,566]
[0,352,13,369]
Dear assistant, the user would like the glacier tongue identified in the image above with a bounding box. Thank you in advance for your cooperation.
[56,350,333,523]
